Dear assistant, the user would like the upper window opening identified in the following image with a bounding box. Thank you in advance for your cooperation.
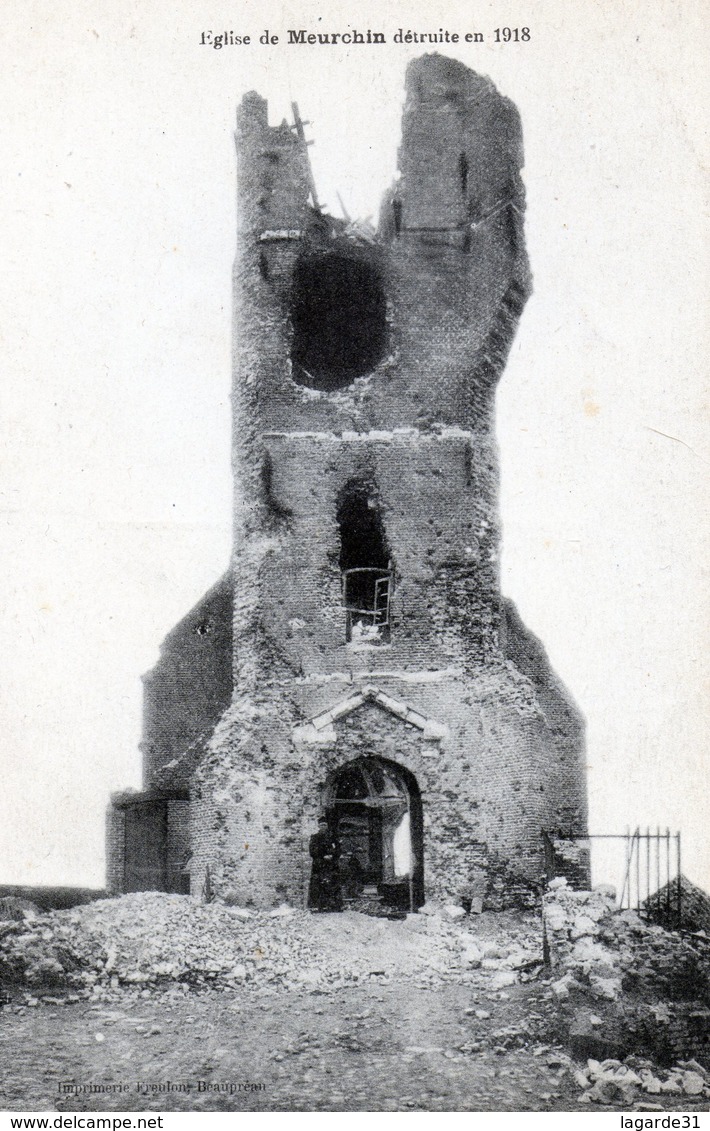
[337,481,392,644]
[290,255,387,391]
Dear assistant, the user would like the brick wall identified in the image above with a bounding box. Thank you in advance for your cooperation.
[141,573,233,789]
[166,799,190,893]
[105,804,125,895]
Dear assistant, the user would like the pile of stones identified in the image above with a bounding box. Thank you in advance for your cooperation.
[543,878,622,1002]
[0,892,542,1000]
[570,1055,709,1105]
[543,878,710,1069]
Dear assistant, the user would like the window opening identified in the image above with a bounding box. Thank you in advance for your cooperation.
[342,568,391,643]
[337,481,392,643]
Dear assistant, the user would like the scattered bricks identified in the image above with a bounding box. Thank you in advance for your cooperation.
[567,1054,710,1107]
[481,943,506,959]
[544,905,568,935]
[589,975,622,1002]
[660,1077,682,1094]
[443,905,466,921]
[551,974,576,1000]
[589,1078,637,1106]
[570,915,596,939]
[678,1059,708,1078]
[460,942,483,967]
[616,1077,640,1101]
[640,1071,662,1094]
[545,879,710,1069]
[681,1071,705,1095]
[1,892,551,999]
[491,970,517,989]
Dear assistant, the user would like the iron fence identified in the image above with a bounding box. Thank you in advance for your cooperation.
[543,828,682,929]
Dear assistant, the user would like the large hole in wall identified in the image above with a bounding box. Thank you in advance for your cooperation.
[337,480,392,643]
[290,254,387,391]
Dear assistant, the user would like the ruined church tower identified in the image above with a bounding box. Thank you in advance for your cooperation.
[108,55,588,911]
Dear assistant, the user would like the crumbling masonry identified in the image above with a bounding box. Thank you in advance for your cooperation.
[107,55,589,911]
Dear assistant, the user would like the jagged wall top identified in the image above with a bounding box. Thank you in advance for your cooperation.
[232,55,530,436]
[397,54,525,233]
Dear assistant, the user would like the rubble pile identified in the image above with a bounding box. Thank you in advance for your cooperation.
[0,894,542,998]
[600,911,710,1002]
[569,1055,709,1106]
[0,896,42,922]
[543,878,622,1002]
[543,878,710,1067]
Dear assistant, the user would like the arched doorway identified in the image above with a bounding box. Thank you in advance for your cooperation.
[325,756,424,913]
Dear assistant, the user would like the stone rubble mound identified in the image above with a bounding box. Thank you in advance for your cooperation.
[544,877,710,1003]
[543,878,623,1002]
[0,896,42,921]
[0,893,542,998]
[569,1054,709,1106]
[543,878,710,1069]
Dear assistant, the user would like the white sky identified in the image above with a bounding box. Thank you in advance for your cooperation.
[1,0,707,893]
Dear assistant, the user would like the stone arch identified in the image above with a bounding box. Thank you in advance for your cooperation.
[319,754,424,913]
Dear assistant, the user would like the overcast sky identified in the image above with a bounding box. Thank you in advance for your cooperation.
[1,0,707,893]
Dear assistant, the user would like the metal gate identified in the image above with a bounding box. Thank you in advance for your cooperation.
[543,828,683,929]
[620,827,682,928]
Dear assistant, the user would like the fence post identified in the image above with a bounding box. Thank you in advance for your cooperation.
[676,832,682,928]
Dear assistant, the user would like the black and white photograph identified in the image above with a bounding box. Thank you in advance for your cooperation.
[1,0,708,1119]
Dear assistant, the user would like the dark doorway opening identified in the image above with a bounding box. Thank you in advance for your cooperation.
[323,756,424,913]
[337,480,392,643]
[290,254,387,391]
[118,794,189,894]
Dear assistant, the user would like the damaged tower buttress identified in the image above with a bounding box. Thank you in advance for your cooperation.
[108,55,589,911]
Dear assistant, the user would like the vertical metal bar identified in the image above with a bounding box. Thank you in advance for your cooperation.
[665,828,670,925]
[406,787,413,914]
[122,809,127,893]
[646,826,650,918]
[635,827,641,914]
[676,833,682,928]
[654,826,659,922]
[621,825,631,909]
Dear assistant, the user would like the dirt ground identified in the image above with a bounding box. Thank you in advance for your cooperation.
[1,979,707,1114]
[1,900,708,1113]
